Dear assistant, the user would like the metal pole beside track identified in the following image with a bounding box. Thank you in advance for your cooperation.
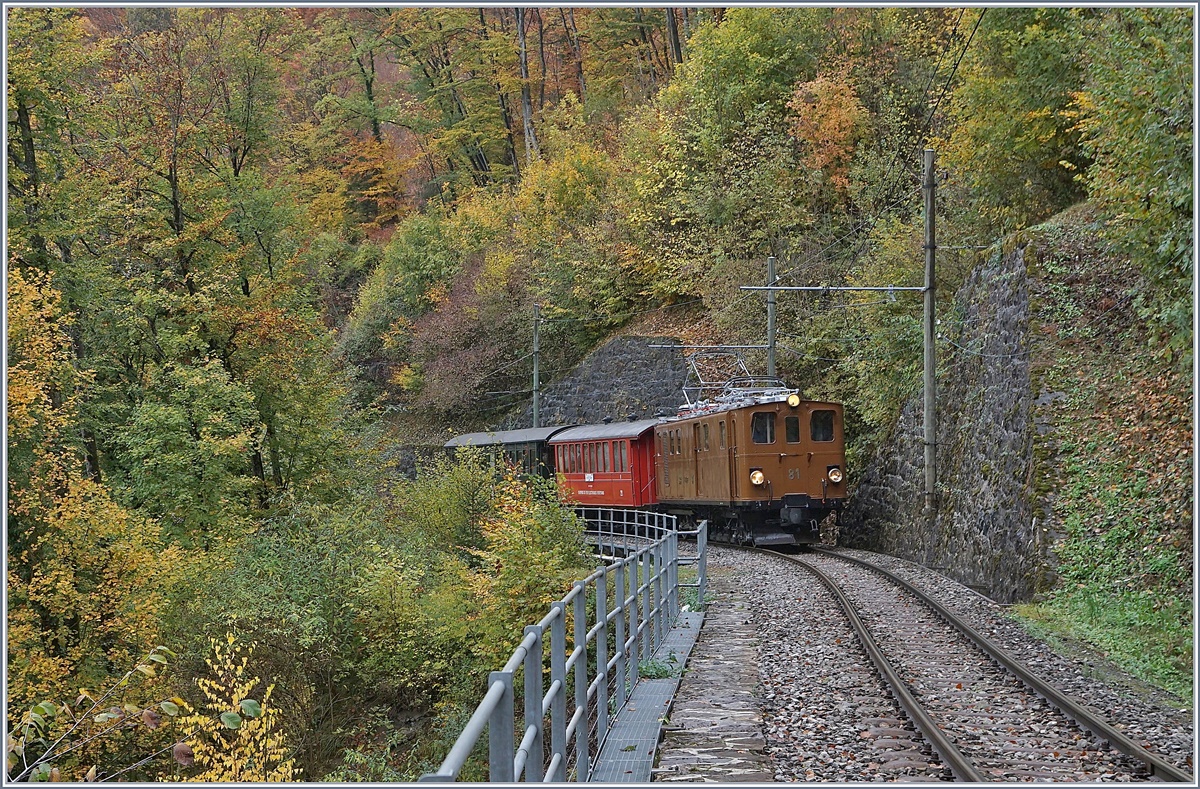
[766,255,777,378]
[923,148,937,522]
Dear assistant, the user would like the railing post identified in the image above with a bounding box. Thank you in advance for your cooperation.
[550,603,568,782]
[628,553,641,685]
[614,561,627,707]
[697,521,708,610]
[641,548,653,659]
[573,582,589,781]
[595,569,609,745]
[653,541,665,649]
[522,626,544,782]
[668,530,679,619]
[488,671,515,782]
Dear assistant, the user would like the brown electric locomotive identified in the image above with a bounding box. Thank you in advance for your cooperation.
[652,391,846,546]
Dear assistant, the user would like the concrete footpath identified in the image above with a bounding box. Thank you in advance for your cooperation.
[652,570,774,782]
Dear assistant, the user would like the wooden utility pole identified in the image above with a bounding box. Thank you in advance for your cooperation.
[532,304,541,428]
[922,148,937,518]
[766,255,777,379]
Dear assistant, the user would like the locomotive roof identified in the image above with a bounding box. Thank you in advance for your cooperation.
[668,390,841,421]
[548,418,661,443]
[445,425,573,448]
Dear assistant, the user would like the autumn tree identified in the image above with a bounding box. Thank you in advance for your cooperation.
[173,636,299,782]
[1076,7,1193,361]
[936,8,1088,236]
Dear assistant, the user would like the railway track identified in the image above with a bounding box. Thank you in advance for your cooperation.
[762,546,1193,782]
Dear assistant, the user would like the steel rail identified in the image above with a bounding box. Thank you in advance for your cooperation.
[814,547,1195,784]
[767,549,984,781]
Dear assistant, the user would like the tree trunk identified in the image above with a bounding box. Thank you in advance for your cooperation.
[516,8,539,164]
[665,7,683,66]
[535,9,547,109]
[560,8,586,104]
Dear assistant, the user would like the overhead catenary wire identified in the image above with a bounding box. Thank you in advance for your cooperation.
[470,11,995,404]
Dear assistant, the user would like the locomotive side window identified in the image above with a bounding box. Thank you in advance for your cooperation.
[751,412,776,444]
[811,410,835,442]
[719,420,727,449]
[703,423,710,451]
[785,416,801,443]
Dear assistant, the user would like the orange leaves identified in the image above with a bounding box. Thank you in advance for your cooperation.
[787,67,866,200]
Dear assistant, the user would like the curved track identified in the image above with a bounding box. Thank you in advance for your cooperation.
[759,547,1193,782]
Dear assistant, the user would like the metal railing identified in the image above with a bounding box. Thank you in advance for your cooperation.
[420,509,707,782]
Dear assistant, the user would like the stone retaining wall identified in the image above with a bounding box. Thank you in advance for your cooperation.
[841,242,1051,603]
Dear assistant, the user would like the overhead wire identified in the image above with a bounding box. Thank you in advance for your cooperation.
[473,12,993,400]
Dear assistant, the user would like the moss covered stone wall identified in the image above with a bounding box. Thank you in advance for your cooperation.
[842,241,1053,603]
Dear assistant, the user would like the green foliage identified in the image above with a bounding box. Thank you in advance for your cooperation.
[938,9,1088,236]
[812,218,924,465]
[1020,216,1193,701]
[114,362,259,545]
[1076,7,1193,363]
[637,658,679,679]
[671,9,824,156]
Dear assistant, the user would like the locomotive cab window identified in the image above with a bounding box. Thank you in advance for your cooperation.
[751,412,776,444]
[785,416,801,443]
[811,410,835,442]
[719,420,727,449]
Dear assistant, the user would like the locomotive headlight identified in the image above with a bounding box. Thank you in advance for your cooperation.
[827,467,844,484]
[787,393,801,408]
[749,469,766,486]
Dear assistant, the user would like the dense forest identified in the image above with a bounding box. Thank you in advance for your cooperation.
[6,6,1192,781]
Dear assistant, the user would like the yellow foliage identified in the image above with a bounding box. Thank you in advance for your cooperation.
[172,635,299,782]
[6,480,183,720]
[454,471,592,667]
[5,266,86,521]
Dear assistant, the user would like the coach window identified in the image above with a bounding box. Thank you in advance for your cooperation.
[811,410,835,442]
[785,416,801,443]
[751,412,776,444]
[719,420,727,449]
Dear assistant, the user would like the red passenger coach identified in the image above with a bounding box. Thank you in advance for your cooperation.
[550,419,660,507]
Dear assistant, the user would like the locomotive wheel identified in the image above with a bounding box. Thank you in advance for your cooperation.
[732,517,754,547]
